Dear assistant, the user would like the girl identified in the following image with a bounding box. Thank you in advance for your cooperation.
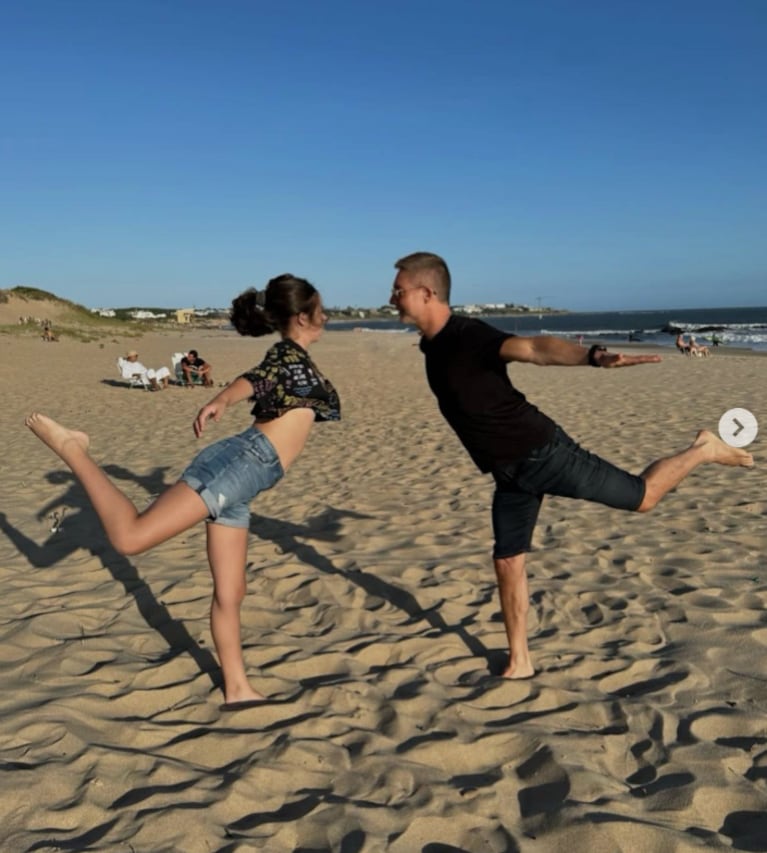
[26,274,340,710]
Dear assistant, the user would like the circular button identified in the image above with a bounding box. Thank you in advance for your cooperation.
[718,408,758,448]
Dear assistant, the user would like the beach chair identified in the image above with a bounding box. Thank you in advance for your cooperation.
[117,357,149,389]
[171,353,185,384]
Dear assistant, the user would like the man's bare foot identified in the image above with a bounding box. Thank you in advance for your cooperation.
[25,413,90,461]
[694,429,754,468]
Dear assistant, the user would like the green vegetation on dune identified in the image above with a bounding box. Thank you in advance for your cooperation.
[6,286,96,320]
[0,287,154,341]
[8,286,65,301]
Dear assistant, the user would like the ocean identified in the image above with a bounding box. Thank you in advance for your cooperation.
[329,306,767,352]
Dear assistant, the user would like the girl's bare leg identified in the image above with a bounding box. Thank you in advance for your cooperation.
[206,522,265,704]
[26,412,209,555]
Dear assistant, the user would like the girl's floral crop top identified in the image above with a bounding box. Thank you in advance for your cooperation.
[241,338,341,422]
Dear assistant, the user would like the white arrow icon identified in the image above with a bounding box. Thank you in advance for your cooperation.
[718,408,758,448]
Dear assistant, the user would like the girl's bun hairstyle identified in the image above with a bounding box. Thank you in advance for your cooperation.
[230,274,319,337]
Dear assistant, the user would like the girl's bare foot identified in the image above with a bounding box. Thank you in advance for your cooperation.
[694,430,754,468]
[220,687,267,711]
[501,657,535,680]
[25,413,90,461]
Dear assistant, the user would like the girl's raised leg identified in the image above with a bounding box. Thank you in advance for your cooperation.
[26,412,209,555]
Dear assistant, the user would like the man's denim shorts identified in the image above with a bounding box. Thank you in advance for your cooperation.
[180,427,284,528]
[491,427,646,558]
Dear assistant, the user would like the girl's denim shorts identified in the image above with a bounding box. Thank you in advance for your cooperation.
[491,427,646,558]
[180,427,284,528]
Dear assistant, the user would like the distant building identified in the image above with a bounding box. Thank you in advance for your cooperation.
[176,309,194,324]
[91,308,116,317]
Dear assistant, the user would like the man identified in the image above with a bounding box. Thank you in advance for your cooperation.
[181,349,213,387]
[120,350,172,390]
[391,252,754,679]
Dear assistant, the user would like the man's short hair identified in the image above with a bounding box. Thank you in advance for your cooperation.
[394,252,451,303]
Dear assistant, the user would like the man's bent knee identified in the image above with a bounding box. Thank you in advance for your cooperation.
[636,482,658,513]
[494,553,528,580]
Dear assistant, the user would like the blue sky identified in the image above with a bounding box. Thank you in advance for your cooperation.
[2,0,765,311]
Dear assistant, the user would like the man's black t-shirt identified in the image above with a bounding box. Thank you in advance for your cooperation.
[419,314,556,472]
[182,355,206,370]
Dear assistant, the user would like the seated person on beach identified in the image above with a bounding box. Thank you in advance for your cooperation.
[675,333,691,355]
[390,251,754,681]
[688,335,709,357]
[27,275,340,711]
[41,322,58,342]
[181,350,214,386]
[120,350,172,390]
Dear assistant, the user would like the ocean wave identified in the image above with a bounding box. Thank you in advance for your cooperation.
[355,327,412,334]
[669,320,767,332]
[541,327,643,337]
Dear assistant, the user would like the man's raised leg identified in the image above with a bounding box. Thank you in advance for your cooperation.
[638,429,753,512]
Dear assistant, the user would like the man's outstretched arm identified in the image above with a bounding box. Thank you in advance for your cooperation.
[499,335,662,368]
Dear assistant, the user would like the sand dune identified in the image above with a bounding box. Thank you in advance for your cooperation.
[0,293,91,329]
[0,328,765,851]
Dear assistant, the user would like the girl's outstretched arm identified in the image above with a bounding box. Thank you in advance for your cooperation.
[194,377,254,437]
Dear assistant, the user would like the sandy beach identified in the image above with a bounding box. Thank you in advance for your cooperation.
[1,324,765,852]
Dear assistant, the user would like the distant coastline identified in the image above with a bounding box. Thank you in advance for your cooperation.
[3,285,766,351]
[328,305,767,352]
